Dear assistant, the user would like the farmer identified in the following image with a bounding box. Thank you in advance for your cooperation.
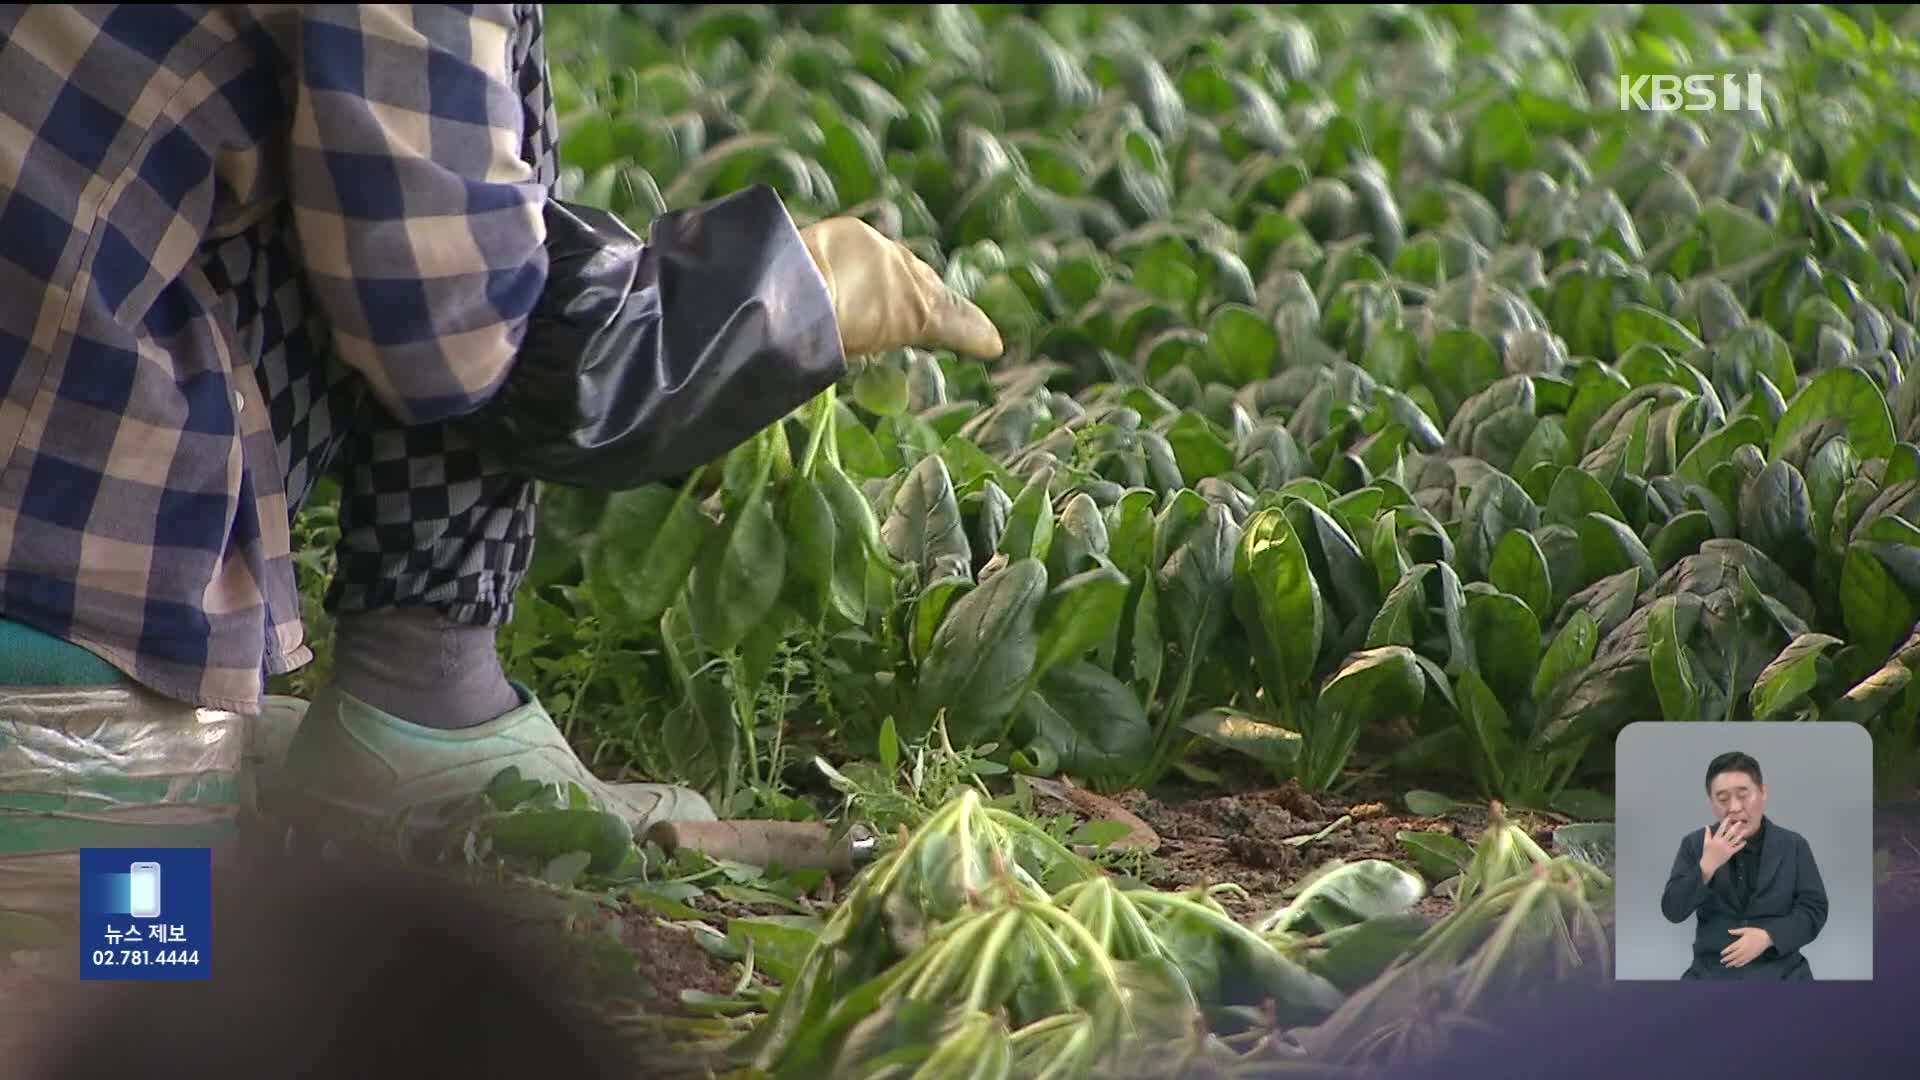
[0,6,1000,836]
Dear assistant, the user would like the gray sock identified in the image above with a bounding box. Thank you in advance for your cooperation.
[329,609,523,730]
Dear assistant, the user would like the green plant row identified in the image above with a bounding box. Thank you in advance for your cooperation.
[515,3,1920,820]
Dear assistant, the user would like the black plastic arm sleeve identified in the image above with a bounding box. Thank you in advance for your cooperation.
[458,183,846,489]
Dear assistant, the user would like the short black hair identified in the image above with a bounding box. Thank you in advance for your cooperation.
[1706,750,1763,791]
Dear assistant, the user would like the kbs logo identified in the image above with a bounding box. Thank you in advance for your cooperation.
[1617,73,1764,112]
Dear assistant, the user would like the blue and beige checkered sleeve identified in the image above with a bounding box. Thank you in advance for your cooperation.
[288,4,547,426]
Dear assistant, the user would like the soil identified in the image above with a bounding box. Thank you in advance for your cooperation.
[1106,783,1470,921]
[597,775,1920,1021]
[596,766,1581,1026]
[617,910,741,1001]
[1059,770,1569,922]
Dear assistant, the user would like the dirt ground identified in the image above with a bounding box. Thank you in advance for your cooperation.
[605,771,1582,1021]
[616,908,741,1000]
[608,776,1920,1026]
[1098,777,1550,921]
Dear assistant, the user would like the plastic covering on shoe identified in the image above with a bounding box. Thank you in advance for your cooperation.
[0,687,244,860]
[456,183,846,489]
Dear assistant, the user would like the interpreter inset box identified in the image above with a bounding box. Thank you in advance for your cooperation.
[1613,722,1873,981]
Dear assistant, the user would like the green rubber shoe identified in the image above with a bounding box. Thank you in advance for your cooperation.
[273,683,716,838]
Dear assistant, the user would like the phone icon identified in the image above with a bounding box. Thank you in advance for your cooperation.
[128,862,162,919]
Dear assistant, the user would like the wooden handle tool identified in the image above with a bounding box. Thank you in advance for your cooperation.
[645,820,876,873]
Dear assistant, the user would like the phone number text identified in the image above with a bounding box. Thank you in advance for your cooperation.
[89,949,201,966]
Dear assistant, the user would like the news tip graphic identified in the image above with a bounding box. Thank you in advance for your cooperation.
[78,847,212,981]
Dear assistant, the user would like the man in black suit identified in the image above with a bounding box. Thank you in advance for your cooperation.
[1660,751,1830,980]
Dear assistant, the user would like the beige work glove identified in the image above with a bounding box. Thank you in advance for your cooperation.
[799,217,1005,360]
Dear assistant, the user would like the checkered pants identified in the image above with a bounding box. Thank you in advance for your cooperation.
[218,7,562,631]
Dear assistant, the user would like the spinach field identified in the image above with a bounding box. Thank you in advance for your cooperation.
[279,5,1920,1076]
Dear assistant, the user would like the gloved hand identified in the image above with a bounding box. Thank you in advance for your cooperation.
[799,217,1005,360]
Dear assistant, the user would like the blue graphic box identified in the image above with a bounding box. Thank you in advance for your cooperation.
[79,847,212,980]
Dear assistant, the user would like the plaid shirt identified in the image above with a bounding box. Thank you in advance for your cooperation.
[0,5,554,713]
